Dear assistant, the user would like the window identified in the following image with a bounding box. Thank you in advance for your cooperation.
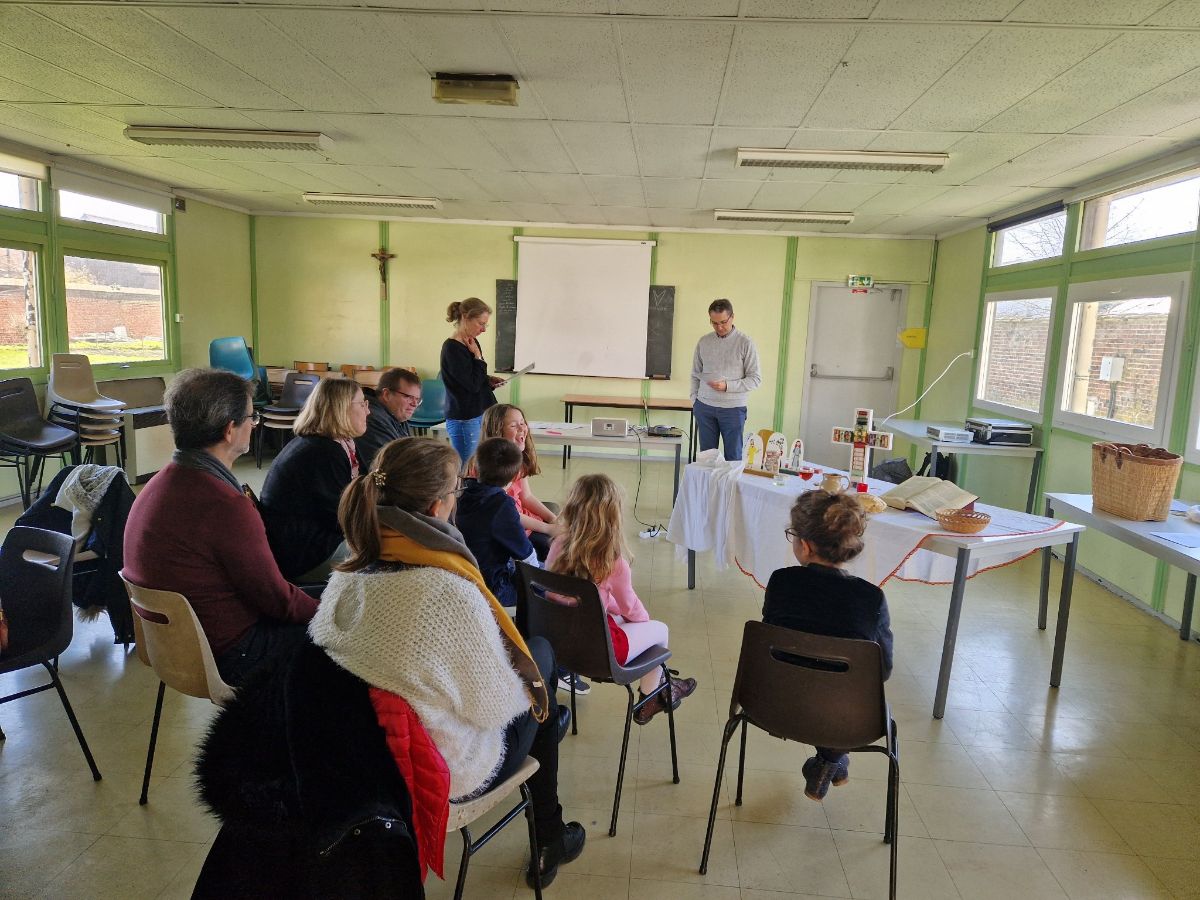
[0,172,40,212]
[58,190,163,234]
[1079,170,1200,251]
[1055,273,1187,446]
[976,291,1054,415]
[64,256,165,363]
[0,246,41,369]
[992,210,1067,266]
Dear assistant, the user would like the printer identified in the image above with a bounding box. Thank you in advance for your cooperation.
[965,417,1034,446]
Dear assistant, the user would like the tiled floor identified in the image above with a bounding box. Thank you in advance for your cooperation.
[2,454,1200,898]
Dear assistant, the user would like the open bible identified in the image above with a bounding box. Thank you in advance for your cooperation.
[881,476,977,520]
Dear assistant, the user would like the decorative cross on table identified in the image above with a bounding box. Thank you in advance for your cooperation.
[832,407,893,487]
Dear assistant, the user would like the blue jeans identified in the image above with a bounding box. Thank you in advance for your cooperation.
[694,400,747,461]
[446,414,483,467]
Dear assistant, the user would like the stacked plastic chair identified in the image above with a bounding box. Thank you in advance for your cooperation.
[255,371,320,468]
[46,354,126,469]
[0,377,78,508]
[209,337,270,407]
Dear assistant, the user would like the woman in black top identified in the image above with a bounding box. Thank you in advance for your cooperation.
[260,377,369,581]
[763,489,893,803]
[441,297,503,465]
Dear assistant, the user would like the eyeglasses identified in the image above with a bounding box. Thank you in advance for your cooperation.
[450,476,469,497]
[711,315,733,329]
[784,527,800,543]
[395,390,421,403]
[351,399,370,409]
[240,411,262,427]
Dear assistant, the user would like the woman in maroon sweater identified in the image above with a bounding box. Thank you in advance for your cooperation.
[124,369,317,686]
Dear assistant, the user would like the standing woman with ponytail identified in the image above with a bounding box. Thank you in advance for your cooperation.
[441,297,503,465]
[309,437,586,888]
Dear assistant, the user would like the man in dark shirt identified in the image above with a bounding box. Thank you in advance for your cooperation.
[356,367,422,469]
[124,368,318,686]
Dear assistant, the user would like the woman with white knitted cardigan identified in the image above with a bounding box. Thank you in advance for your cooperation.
[308,437,585,889]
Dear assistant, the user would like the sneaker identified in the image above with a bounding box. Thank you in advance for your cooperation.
[802,754,849,802]
[557,671,591,695]
[526,820,586,889]
[633,675,697,726]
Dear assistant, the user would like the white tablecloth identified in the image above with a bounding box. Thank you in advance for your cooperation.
[667,455,1066,587]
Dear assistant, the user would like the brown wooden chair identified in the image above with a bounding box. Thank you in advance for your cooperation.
[339,364,375,378]
[699,621,899,898]
[293,361,329,373]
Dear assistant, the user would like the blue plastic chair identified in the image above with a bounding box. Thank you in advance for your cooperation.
[208,337,255,381]
[408,377,447,434]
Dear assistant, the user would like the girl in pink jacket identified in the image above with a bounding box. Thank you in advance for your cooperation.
[546,474,697,724]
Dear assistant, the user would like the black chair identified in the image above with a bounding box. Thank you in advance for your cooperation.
[517,562,679,837]
[0,377,77,509]
[699,621,899,898]
[0,526,101,781]
[255,371,320,467]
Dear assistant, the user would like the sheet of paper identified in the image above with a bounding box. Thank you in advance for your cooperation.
[495,362,535,385]
[1151,531,1200,549]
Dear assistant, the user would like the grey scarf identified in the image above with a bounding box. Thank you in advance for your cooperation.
[376,505,479,568]
[173,449,243,494]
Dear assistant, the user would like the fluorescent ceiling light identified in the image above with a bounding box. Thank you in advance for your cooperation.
[737,148,948,173]
[302,193,442,210]
[124,126,331,151]
[714,209,854,225]
[432,73,519,106]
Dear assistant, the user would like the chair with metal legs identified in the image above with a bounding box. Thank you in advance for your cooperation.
[699,621,900,898]
[517,562,679,837]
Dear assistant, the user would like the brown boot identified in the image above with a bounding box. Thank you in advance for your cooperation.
[633,676,697,725]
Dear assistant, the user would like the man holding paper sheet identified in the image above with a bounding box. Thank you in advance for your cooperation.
[690,299,761,460]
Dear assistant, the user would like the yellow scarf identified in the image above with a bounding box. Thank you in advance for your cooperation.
[378,527,549,723]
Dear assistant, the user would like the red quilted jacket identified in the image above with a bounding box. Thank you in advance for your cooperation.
[369,688,451,881]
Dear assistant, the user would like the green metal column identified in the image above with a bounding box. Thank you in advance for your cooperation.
[772,236,798,433]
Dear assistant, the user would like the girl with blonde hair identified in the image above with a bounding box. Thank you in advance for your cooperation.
[546,474,697,724]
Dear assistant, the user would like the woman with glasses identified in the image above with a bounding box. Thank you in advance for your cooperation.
[124,368,318,686]
[260,376,370,581]
[311,437,586,888]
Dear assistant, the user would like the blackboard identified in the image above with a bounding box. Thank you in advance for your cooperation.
[494,279,517,372]
[495,278,675,378]
[645,285,675,379]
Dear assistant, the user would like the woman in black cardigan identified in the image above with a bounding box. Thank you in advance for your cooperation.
[440,296,504,465]
[260,377,369,581]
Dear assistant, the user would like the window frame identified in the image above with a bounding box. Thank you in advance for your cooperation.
[1078,168,1200,254]
[1052,272,1188,447]
[974,286,1057,421]
[0,238,49,377]
[990,209,1069,268]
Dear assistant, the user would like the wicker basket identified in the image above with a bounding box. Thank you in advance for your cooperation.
[934,508,991,534]
[1091,442,1182,521]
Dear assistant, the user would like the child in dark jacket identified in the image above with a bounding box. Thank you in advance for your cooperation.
[763,489,894,802]
[455,437,537,609]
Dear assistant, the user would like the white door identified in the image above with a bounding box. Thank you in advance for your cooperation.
[801,283,906,469]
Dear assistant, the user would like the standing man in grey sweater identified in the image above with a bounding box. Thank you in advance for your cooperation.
[690,298,761,460]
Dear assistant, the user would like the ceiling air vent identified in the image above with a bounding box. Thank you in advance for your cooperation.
[302,194,442,210]
[714,209,854,225]
[125,127,332,151]
[737,148,948,173]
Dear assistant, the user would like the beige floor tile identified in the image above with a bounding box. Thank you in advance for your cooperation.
[934,841,1068,899]
[37,834,203,900]
[1140,857,1200,899]
[0,826,98,898]
[967,747,1080,796]
[890,740,990,789]
[730,820,851,896]
[942,708,1045,750]
[631,812,738,887]
[108,774,220,844]
[634,757,729,820]
[821,781,927,839]
[1052,752,1177,803]
[540,871,630,898]
[997,792,1129,852]
[1037,848,1172,899]
[424,862,520,900]
[1091,799,1200,860]
[726,769,830,829]
[906,784,1029,845]
[630,881,740,899]
[831,830,958,900]
[1019,713,1128,756]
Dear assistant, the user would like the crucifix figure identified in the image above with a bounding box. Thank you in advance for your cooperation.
[831,407,893,487]
[371,247,396,286]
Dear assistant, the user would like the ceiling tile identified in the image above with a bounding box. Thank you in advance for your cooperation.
[549,204,609,225]
[260,10,433,115]
[288,163,390,195]
[1008,0,1173,25]
[489,0,608,11]
[0,103,138,158]
[705,126,800,180]
[1074,68,1200,137]
[611,0,740,13]
[866,131,968,152]
[968,134,1139,186]
[41,6,296,111]
[1032,138,1177,188]
[869,214,955,235]
[349,166,445,196]
[412,169,498,202]
[914,183,1034,216]
[1144,0,1200,26]
[891,28,1117,132]
[617,21,733,125]
[803,25,987,130]
[471,170,547,203]
[1157,117,1200,142]
[982,32,1200,134]
[582,175,645,207]
[0,75,60,103]
[149,8,381,112]
[718,23,857,128]
[803,182,887,209]
[0,43,136,104]
[473,119,576,173]
[521,173,594,205]
[870,0,1022,20]
[556,122,640,175]
[960,186,1049,218]
[305,115,436,167]
[743,0,876,17]
[907,132,1052,184]
[507,201,563,222]
[633,125,711,177]
[644,178,702,208]
[404,118,521,171]
[856,183,953,215]
[697,180,763,209]
[498,18,628,122]
[600,205,653,227]
[441,201,513,221]
[648,208,713,228]
[750,181,823,209]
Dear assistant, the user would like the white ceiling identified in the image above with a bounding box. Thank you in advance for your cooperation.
[4,0,1200,236]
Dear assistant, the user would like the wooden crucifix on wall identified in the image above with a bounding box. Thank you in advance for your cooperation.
[832,407,893,487]
[371,247,396,287]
